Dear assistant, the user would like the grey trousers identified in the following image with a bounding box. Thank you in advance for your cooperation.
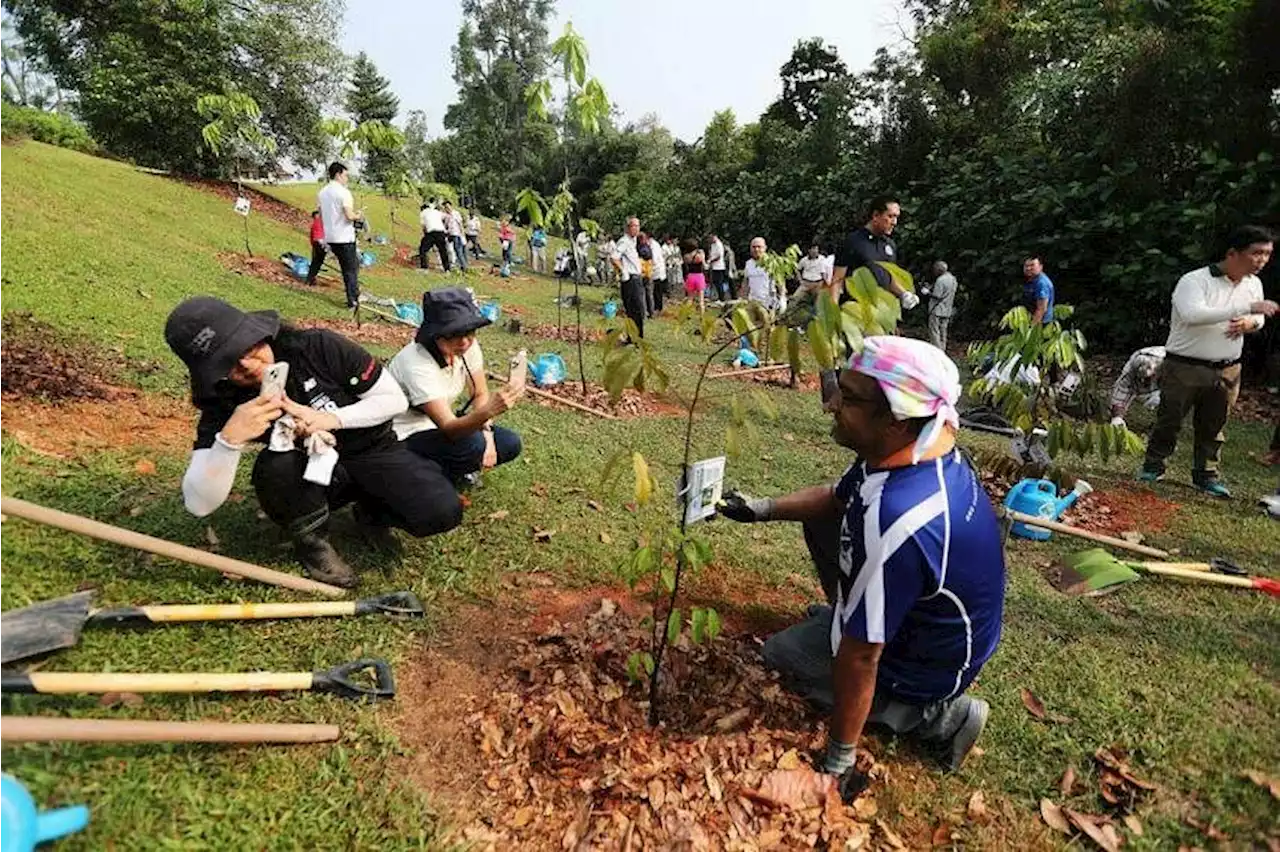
[761,518,972,744]
[928,314,950,352]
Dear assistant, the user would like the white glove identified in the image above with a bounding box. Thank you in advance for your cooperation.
[303,431,338,485]
[1109,416,1126,427]
[899,291,920,310]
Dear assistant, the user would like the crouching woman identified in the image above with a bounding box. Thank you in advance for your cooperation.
[165,297,463,588]
[387,288,523,482]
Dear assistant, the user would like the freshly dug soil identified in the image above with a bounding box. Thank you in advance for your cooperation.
[216,250,340,291]
[1061,485,1181,536]
[2,391,194,458]
[1,313,129,402]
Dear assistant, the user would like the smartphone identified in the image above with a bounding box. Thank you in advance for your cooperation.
[508,349,528,391]
[260,362,289,399]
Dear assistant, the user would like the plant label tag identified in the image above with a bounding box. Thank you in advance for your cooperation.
[680,456,726,525]
[234,196,251,216]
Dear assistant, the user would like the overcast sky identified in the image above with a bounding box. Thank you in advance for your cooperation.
[340,0,911,143]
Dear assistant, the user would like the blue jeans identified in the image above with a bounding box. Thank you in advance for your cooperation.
[451,235,469,271]
[404,426,522,481]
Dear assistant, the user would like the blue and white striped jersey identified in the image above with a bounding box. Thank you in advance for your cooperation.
[830,448,1006,703]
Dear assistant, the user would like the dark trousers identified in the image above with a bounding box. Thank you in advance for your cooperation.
[450,235,469,271]
[251,441,462,539]
[468,234,484,257]
[711,268,729,301]
[1144,358,1241,480]
[404,426,522,481]
[329,242,360,308]
[621,276,646,339]
[758,517,973,743]
[305,240,327,286]
[419,230,450,271]
[652,277,667,313]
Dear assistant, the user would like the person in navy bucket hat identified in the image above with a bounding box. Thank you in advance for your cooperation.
[164,296,464,587]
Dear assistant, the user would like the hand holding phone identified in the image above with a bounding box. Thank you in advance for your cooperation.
[260,362,289,399]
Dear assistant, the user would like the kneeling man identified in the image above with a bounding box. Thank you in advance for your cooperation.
[720,337,1005,774]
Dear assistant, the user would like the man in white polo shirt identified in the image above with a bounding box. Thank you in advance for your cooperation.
[741,236,783,311]
[419,199,450,272]
[317,162,364,308]
[1140,225,1277,497]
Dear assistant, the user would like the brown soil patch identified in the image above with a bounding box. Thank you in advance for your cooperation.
[708,365,820,392]
[528,380,685,419]
[293,317,413,349]
[172,177,311,230]
[216,250,341,291]
[1061,484,1181,536]
[2,389,194,458]
[516,322,604,343]
[1,312,127,402]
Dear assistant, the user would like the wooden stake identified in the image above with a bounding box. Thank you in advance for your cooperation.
[486,373,617,420]
[1,716,340,744]
[708,364,792,380]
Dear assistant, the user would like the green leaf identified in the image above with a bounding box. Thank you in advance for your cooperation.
[690,607,707,645]
[705,608,722,641]
[752,389,779,421]
[666,608,682,645]
[725,423,741,459]
[876,261,914,294]
[807,319,834,370]
[660,566,675,594]
[626,651,644,682]
[730,307,751,337]
[768,325,787,362]
[787,327,802,374]
[641,652,655,675]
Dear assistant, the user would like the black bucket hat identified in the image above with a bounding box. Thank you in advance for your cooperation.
[414,287,491,346]
[165,296,280,397]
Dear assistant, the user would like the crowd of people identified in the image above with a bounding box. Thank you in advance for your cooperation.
[213,160,1273,782]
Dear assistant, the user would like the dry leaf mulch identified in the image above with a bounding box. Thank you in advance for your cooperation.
[216,250,341,291]
[518,323,605,343]
[171,177,312,230]
[293,317,413,349]
[1,312,131,403]
[707,366,819,393]
[396,595,901,851]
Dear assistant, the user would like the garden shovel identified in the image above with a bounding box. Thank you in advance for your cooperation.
[1055,549,1280,597]
[1,591,424,664]
[0,658,396,701]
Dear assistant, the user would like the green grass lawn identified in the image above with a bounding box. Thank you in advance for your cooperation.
[2,141,1277,850]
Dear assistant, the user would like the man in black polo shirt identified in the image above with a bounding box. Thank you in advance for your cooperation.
[830,195,919,312]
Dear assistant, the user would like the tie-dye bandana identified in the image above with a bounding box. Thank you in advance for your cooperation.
[848,336,960,463]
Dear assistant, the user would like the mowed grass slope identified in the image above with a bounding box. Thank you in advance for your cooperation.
[1,141,1278,850]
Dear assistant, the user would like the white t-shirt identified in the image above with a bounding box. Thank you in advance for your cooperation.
[1164,265,1266,362]
[387,341,485,439]
[445,209,464,237]
[743,259,778,306]
[613,234,642,281]
[797,255,829,285]
[317,181,356,244]
[467,215,481,236]
[708,238,726,271]
[420,207,446,233]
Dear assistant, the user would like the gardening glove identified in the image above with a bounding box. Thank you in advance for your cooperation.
[717,490,775,523]
[268,414,298,452]
[303,430,338,486]
[821,738,858,775]
[899,290,920,310]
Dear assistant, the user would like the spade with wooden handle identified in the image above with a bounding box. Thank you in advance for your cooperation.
[1,659,396,701]
[1,717,341,744]
[1,591,424,664]
[999,508,1171,559]
[0,496,347,598]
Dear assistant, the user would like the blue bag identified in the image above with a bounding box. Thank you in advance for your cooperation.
[528,353,567,387]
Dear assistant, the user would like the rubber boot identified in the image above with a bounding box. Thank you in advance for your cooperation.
[352,503,402,558]
[293,531,357,588]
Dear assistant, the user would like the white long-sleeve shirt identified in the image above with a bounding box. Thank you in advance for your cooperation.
[181,372,407,517]
[1164,265,1265,362]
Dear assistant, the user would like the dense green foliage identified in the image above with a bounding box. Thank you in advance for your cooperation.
[7,0,344,174]
[0,101,95,152]
[344,52,399,183]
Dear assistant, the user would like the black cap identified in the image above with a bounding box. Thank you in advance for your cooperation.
[415,287,491,346]
[165,297,280,397]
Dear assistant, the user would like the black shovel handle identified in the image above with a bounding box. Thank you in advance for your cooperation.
[311,658,396,701]
[353,592,425,617]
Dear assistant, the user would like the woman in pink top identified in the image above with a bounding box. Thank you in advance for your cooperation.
[499,218,515,265]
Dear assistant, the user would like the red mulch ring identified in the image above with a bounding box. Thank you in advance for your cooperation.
[171,177,311,230]
[393,588,890,851]
[0,312,162,403]
[518,323,603,343]
[293,317,412,349]
[527,380,684,418]
[1061,485,1181,537]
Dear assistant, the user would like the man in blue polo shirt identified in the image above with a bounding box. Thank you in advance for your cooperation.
[720,336,1004,774]
[1022,256,1055,324]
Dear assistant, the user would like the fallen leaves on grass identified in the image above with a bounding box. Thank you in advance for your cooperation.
[1122,814,1143,836]
[485,510,509,521]
[1094,746,1157,810]
[1060,765,1078,797]
[1242,769,1280,800]
[1019,687,1073,723]
[99,692,144,709]
[1040,798,1071,834]
[531,526,556,543]
[1,313,127,403]
[294,317,410,348]
[1064,807,1123,852]
[526,379,682,419]
[519,323,603,343]
[1184,815,1229,842]
[967,789,989,823]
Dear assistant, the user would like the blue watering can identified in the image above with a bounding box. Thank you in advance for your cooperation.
[479,302,501,324]
[500,263,512,278]
[290,257,310,279]
[359,250,377,268]
[1,775,89,851]
[735,348,760,368]
[372,234,390,245]
[528,353,567,388]
[395,302,423,325]
[1002,478,1093,540]
[601,301,618,320]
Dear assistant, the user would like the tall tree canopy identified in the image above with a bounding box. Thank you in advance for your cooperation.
[7,0,344,174]
[344,51,399,181]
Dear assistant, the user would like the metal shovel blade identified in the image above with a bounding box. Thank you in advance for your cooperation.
[1,591,96,664]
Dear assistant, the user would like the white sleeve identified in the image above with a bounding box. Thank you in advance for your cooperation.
[1171,274,1245,325]
[182,438,243,517]
[335,370,408,429]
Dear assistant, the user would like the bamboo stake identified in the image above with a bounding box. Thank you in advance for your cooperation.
[486,373,617,420]
[707,364,792,380]
[1,717,340,744]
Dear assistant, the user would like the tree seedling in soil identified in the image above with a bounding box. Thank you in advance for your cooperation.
[197,88,278,257]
